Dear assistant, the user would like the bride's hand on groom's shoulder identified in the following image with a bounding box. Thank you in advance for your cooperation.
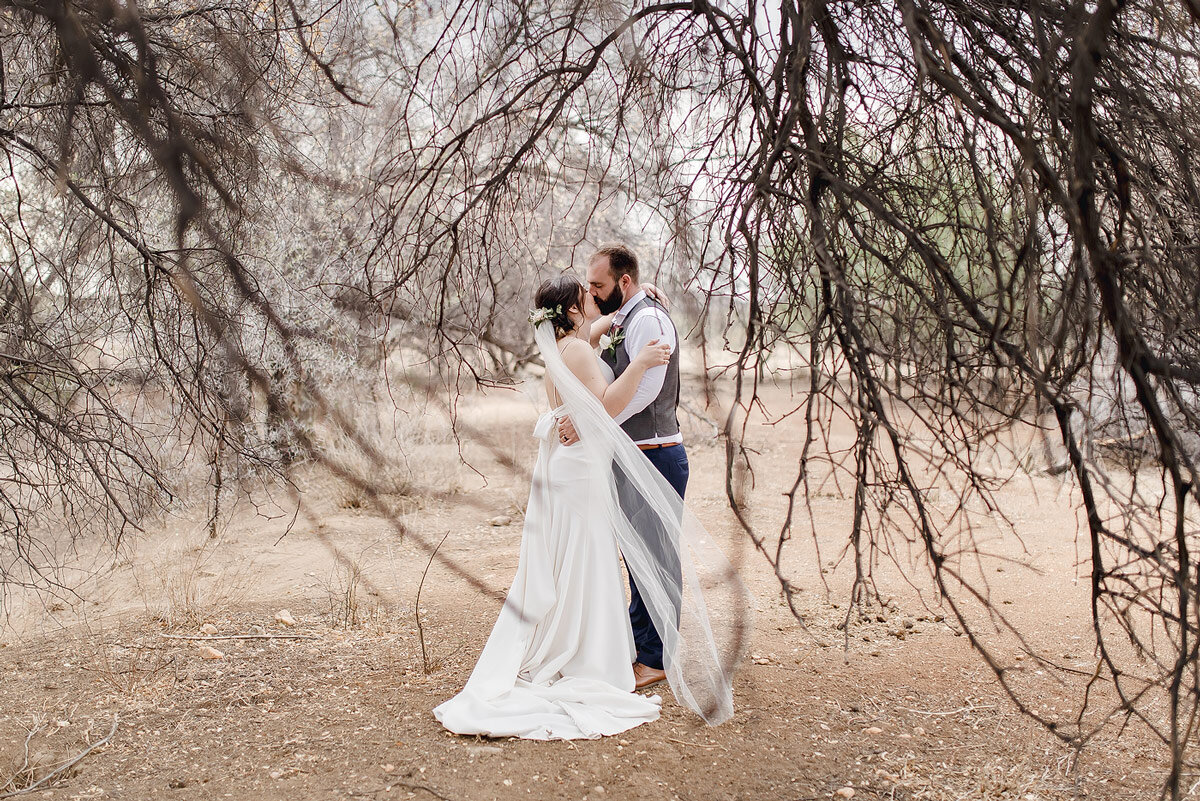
[641,282,670,311]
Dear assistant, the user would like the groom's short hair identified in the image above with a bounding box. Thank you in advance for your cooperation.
[593,244,639,283]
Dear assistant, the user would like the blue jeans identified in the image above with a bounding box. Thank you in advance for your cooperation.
[619,444,688,670]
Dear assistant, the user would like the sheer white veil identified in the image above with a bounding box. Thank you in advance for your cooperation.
[534,321,751,725]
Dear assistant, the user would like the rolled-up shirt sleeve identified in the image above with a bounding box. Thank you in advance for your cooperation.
[614,307,676,425]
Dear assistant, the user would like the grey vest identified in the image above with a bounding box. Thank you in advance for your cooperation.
[601,296,681,442]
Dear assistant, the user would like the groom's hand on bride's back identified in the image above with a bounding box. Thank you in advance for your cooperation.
[557,415,580,446]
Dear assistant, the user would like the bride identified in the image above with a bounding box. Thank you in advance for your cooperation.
[434,275,744,740]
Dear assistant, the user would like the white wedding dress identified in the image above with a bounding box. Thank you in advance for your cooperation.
[434,323,745,741]
[433,398,662,739]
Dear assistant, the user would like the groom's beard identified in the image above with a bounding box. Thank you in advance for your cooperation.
[595,286,624,315]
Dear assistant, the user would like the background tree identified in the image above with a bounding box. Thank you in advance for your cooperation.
[4,0,1200,795]
[0,0,383,588]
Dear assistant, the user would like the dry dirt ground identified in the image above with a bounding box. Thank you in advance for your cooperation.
[0,366,1177,800]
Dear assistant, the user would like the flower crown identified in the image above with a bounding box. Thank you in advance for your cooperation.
[528,305,562,326]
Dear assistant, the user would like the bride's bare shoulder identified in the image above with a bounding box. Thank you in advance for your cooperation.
[558,338,601,379]
[558,337,593,361]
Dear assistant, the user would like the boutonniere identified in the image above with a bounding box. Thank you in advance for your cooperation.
[600,325,626,356]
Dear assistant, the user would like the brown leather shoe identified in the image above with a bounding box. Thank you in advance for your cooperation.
[632,662,666,690]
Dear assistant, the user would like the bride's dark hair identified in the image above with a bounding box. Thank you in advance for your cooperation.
[534,275,585,338]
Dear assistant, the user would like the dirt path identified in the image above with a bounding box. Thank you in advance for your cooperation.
[0,376,1167,800]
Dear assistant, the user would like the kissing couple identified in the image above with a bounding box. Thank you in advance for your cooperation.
[435,244,748,740]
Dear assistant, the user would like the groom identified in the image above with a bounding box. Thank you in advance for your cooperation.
[559,243,686,690]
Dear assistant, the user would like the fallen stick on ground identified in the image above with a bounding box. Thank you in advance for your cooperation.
[0,716,119,799]
[666,737,724,750]
[158,633,321,641]
[897,704,995,717]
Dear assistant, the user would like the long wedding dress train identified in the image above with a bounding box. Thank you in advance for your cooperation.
[433,408,662,740]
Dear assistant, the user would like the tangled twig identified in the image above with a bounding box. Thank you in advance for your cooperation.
[0,716,119,799]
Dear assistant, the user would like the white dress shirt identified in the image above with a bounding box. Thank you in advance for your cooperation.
[611,291,683,446]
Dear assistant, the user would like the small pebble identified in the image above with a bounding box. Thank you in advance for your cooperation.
[489,515,512,527]
[199,645,224,660]
[199,623,218,636]
[275,609,297,627]
[835,788,855,798]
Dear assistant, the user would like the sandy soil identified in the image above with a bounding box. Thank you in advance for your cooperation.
[0,366,1172,800]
